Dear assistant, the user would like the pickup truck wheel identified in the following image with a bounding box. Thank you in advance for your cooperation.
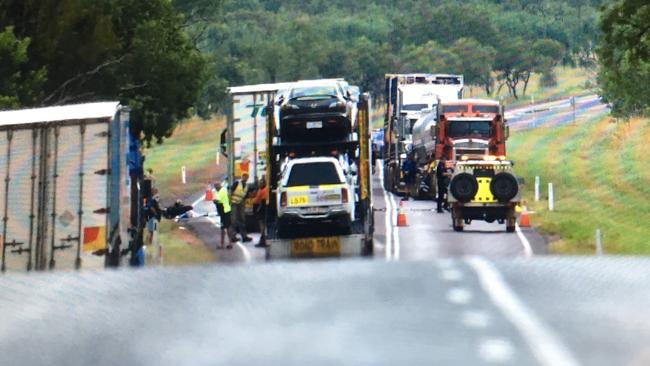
[506,225,516,233]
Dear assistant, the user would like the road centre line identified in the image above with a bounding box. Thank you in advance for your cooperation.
[388,192,400,260]
[515,224,534,257]
[466,257,580,366]
[378,161,394,260]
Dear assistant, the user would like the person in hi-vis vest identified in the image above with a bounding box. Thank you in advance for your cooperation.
[230,173,253,242]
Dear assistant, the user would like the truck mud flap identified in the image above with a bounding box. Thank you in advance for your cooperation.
[266,234,367,260]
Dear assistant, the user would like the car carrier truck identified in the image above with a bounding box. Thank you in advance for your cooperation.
[224,80,373,259]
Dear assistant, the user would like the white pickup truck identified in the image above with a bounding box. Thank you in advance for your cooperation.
[276,157,355,237]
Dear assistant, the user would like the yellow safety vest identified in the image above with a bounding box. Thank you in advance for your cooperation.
[230,181,246,204]
[217,187,231,213]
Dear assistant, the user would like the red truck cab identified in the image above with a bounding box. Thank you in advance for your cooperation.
[435,99,507,161]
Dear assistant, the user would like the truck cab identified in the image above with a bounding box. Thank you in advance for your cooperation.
[435,99,508,161]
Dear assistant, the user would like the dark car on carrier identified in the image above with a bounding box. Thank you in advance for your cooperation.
[278,82,353,142]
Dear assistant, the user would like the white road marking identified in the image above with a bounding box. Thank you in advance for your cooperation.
[515,224,534,257]
[206,217,252,263]
[191,193,206,208]
[461,309,491,329]
[478,337,515,364]
[378,162,394,260]
[188,191,253,263]
[446,287,473,305]
[440,268,464,282]
[388,192,400,260]
[466,257,580,366]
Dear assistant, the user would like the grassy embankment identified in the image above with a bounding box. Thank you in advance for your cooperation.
[143,116,227,265]
[510,115,650,254]
[499,68,650,254]
[467,67,597,108]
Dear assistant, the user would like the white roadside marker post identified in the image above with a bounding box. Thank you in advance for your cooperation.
[216,149,220,165]
[534,176,540,202]
[548,183,554,211]
[182,166,187,184]
[596,229,603,255]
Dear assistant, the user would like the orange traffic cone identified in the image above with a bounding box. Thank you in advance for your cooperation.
[397,201,408,227]
[519,209,531,228]
[205,185,214,201]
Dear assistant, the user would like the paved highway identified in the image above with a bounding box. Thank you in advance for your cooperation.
[2,257,649,365]
[183,165,546,264]
[183,94,608,264]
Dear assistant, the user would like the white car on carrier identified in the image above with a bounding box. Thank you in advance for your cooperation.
[276,157,355,237]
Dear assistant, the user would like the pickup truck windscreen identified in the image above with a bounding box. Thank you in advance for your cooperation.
[286,162,342,186]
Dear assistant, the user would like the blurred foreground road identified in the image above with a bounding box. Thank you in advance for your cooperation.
[1,257,649,365]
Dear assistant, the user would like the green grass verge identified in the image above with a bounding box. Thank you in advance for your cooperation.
[157,220,216,266]
[510,116,650,254]
[144,116,227,206]
[143,116,226,266]
[467,67,597,108]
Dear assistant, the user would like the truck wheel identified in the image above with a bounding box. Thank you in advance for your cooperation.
[491,172,519,202]
[362,238,374,256]
[506,207,516,233]
[450,173,479,203]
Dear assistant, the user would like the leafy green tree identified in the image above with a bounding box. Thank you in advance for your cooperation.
[399,41,460,74]
[494,37,528,99]
[598,0,650,116]
[449,38,497,95]
[0,27,47,108]
[0,0,206,143]
[526,39,564,92]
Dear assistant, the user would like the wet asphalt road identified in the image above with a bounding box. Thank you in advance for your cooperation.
[2,257,649,365]
[182,167,546,264]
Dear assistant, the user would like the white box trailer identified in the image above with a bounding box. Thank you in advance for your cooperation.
[224,82,295,184]
[0,102,132,271]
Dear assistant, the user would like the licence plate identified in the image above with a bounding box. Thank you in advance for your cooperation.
[289,195,309,206]
[306,121,322,129]
[291,237,341,257]
[307,206,327,213]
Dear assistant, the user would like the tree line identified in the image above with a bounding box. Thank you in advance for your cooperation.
[2,0,617,142]
[196,0,602,115]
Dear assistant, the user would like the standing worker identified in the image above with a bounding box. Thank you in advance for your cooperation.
[145,189,162,246]
[230,173,253,242]
[436,157,453,213]
[214,180,236,249]
[254,177,268,248]
[401,153,417,198]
